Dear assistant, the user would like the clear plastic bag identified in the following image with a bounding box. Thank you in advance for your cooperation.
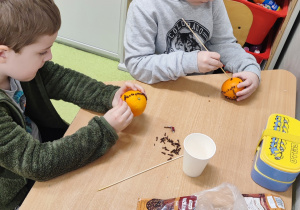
[136,182,248,210]
[194,182,248,210]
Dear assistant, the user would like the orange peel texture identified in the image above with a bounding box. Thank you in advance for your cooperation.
[221,77,244,100]
[121,90,147,116]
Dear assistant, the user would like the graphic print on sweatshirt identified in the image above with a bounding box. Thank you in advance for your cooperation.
[164,19,210,54]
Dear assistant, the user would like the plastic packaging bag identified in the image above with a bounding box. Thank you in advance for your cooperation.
[194,182,248,210]
[136,183,248,210]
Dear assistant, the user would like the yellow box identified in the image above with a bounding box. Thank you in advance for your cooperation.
[251,114,300,191]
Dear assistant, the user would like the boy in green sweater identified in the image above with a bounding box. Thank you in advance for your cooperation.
[0,0,144,209]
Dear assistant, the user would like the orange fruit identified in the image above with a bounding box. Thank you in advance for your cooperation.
[121,90,147,116]
[221,77,244,100]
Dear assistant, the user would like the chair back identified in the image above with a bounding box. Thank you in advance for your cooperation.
[224,0,253,46]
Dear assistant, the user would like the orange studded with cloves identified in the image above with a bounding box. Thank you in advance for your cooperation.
[121,90,147,116]
[221,77,244,100]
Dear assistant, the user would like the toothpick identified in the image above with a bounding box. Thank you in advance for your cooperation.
[181,18,230,78]
[98,155,183,191]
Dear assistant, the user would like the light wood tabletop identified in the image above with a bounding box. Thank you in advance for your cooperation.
[21,70,296,210]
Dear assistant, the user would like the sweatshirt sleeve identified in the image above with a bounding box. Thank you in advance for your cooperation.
[39,61,119,113]
[124,1,199,84]
[206,0,261,79]
[0,105,118,181]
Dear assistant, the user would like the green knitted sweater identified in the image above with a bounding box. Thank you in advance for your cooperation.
[0,61,119,209]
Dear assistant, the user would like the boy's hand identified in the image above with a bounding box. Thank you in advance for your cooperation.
[112,82,145,108]
[197,51,223,73]
[233,71,260,101]
[104,99,133,133]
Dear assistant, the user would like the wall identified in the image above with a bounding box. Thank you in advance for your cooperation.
[55,0,127,61]
[275,12,300,120]
[275,13,300,209]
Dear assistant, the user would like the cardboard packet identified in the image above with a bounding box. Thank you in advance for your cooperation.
[243,194,285,210]
[136,196,197,210]
[136,194,285,210]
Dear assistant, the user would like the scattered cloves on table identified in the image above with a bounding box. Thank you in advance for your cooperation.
[154,128,181,160]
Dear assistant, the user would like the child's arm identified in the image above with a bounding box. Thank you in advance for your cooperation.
[105,82,145,133]
[40,62,145,132]
[103,99,133,133]
[124,1,200,84]
[206,0,261,79]
[112,81,145,108]
[0,105,118,181]
[39,61,119,113]
[197,51,224,73]
[233,71,260,101]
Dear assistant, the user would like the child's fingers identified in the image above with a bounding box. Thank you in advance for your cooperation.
[115,103,130,116]
[236,86,249,96]
[123,105,134,120]
[134,84,145,93]
[209,52,221,60]
[118,97,123,105]
[236,92,252,101]
[232,73,248,81]
[111,98,125,111]
[121,82,146,95]
[209,59,223,69]
[236,80,248,89]
[236,84,255,97]
[232,72,243,78]
[124,82,137,91]
[113,98,122,107]
[117,102,133,124]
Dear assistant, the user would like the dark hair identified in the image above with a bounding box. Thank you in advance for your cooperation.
[0,0,61,53]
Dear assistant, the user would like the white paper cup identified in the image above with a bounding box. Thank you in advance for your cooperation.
[183,133,216,177]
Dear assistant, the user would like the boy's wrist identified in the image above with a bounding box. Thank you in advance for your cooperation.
[243,65,261,82]
[109,88,120,109]
[182,51,199,75]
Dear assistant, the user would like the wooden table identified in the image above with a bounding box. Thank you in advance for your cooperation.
[21,70,296,210]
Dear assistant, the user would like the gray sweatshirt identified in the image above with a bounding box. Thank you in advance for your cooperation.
[124,0,261,84]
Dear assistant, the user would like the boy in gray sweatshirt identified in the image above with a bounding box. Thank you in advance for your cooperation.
[124,0,261,101]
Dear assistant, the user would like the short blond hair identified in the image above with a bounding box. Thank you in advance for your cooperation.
[0,0,61,53]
